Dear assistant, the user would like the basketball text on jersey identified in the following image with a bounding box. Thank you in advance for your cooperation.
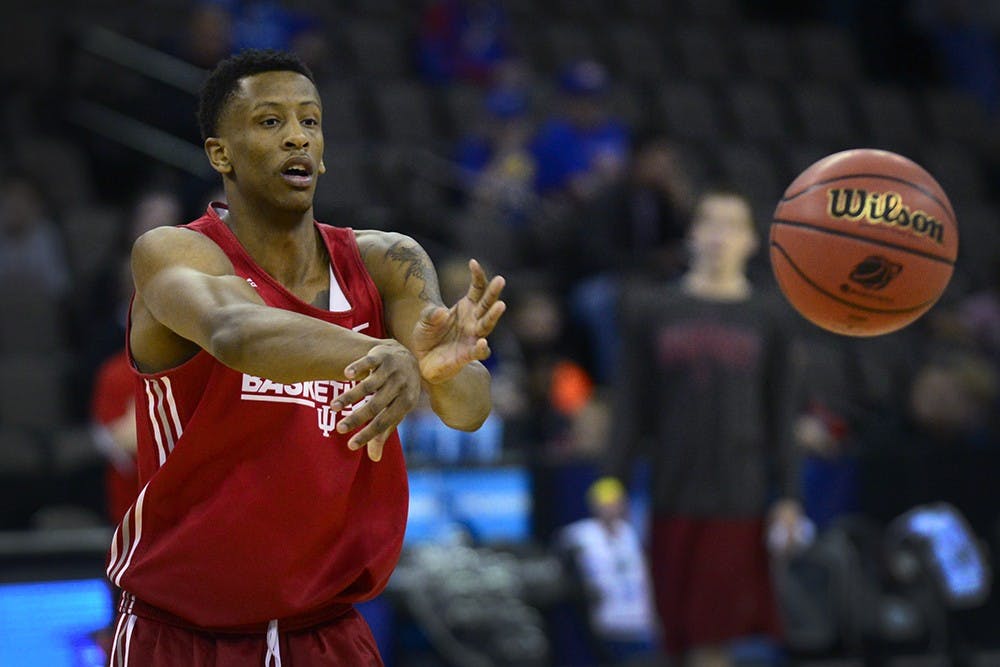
[826,188,945,244]
[240,374,371,437]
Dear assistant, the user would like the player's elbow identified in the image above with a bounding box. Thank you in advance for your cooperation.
[440,398,491,432]
[442,412,489,432]
[207,308,251,368]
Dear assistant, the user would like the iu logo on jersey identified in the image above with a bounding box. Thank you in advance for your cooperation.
[317,405,337,437]
[240,374,369,436]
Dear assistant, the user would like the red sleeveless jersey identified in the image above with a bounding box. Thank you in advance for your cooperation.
[106,205,408,631]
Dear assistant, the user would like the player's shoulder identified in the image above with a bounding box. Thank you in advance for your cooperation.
[130,224,233,278]
[353,228,415,251]
[132,224,213,256]
[353,229,434,293]
[353,229,429,266]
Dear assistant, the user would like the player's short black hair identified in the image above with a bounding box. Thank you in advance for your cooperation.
[197,49,316,142]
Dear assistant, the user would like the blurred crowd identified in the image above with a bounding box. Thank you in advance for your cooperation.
[3,0,1000,664]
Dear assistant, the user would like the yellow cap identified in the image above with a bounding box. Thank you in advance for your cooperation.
[587,477,625,508]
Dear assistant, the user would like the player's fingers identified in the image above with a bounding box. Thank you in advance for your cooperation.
[419,304,450,330]
[332,371,386,413]
[365,430,393,462]
[473,276,504,320]
[347,399,402,451]
[473,274,505,315]
[338,401,380,438]
[483,275,506,305]
[475,300,506,337]
[343,353,379,382]
[466,259,488,303]
[471,338,491,361]
[335,379,395,436]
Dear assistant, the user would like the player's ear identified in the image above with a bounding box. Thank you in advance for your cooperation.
[319,159,326,175]
[205,138,232,175]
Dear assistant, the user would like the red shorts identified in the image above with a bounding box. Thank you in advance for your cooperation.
[649,515,781,655]
[108,605,382,666]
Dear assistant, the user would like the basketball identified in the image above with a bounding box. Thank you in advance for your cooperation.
[770,149,959,336]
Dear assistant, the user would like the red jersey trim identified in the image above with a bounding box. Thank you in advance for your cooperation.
[107,483,150,587]
[142,377,183,467]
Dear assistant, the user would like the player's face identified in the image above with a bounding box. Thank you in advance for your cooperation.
[688,194,758,273]
[215,71,324,213]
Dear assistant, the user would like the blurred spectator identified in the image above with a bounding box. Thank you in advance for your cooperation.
[573,134,695,282]
[956,257,1000,367]
[567,135,695,383]
[79,189,180,523]
[90,350,139,527]
[530,60,630,202]
[230,0,314,53]
[290,22,335,82]
[418,0,513,86]
[860,348,1000,537]
[82,188,184,385]
[557,477,658,665]
[908,351,997,447]
[503,277,585,451]
[149,2,237,143]
[457,88,537,218]
[788,333,865,531]
[607,189,803,667]
[176,2,234,68]
[175,1,320,69]
[452,87,539,270]
[0,171,70,298]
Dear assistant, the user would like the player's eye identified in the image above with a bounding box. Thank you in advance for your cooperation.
[260,117,280,127]
[302,117,319,127]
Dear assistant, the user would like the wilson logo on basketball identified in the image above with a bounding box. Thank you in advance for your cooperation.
[848,255,902,290]
[827,189,944,245]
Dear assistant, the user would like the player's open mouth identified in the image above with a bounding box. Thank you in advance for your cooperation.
[280,157,314,188]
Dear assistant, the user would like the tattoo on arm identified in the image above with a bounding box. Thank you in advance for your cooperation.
[384,239,441,303]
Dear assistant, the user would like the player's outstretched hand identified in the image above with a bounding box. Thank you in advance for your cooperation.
[331,341,421,462]
[412,259,506,384]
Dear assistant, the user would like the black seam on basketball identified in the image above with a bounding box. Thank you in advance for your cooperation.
[780,173,957,227]
[772,218,955,266]
[770,240,938,315]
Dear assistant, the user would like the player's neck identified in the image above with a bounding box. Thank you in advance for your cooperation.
[682,269,751,301]
[221,199,325,286]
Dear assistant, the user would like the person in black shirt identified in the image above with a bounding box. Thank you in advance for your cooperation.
[608,188,805,667]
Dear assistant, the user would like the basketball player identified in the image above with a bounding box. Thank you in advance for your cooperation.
[607,189,805,667]
[106,50,505,666]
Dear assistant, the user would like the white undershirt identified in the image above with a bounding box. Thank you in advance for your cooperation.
[328,265,351,312]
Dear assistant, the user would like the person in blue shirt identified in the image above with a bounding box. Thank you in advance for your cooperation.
[451,87,541,271]
[455,87,535,190]
[531,60,631,201]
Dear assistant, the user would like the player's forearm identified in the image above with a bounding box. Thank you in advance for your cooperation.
[424,362,491,431]
[209,303,383,383]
